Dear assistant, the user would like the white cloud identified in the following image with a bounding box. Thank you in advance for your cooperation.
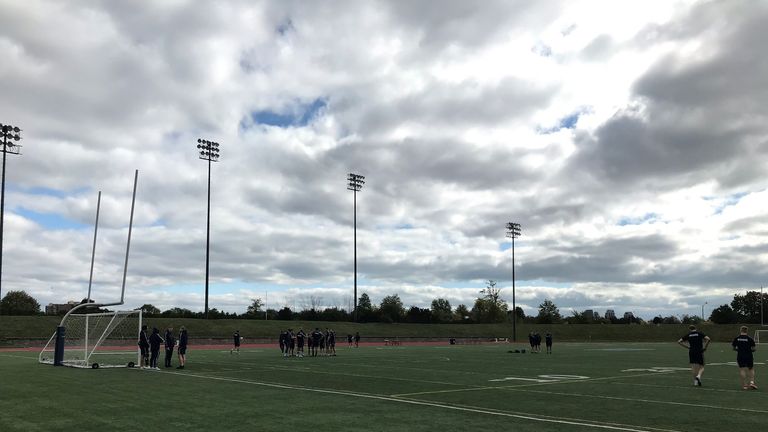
[0,0,765,319]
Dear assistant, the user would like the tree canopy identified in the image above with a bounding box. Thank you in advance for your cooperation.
[0,290,41,315]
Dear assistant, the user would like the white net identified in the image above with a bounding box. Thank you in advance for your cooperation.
[755,330,768,345]
[39,310,142,368]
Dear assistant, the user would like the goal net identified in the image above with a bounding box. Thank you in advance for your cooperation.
[755,329,768,345]
[39,310,142,368]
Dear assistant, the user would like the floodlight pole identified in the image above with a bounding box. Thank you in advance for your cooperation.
[506,222,521,342]
[0,122,22,303]
[347,173,365,322]
[197,138,220,319]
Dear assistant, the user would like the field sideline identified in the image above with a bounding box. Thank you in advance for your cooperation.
[1,341,765,431]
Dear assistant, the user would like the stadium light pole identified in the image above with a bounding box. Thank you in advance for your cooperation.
[506,222,521,342]
[197,138,220,319]
[0,123,22,303]
[347,173,365,322]
[701,301,707,321]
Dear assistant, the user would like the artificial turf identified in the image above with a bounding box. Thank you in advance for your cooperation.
[0,341,765,431]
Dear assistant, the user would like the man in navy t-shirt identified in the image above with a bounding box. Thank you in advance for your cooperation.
[732,326,757,390]
[677,324,710,386]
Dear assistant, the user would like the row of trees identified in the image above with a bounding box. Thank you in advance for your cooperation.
[4,287,766,325]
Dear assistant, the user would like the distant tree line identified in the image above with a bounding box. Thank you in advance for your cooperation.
[4,287,766,325]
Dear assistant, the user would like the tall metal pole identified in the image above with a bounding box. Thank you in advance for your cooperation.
[506,222,521,342]
[353,188,357,321]
[0,123,21,304]
[205,156,211,319]
[197,138,219,319]
[347,173,365,322]
[86,191,101,302]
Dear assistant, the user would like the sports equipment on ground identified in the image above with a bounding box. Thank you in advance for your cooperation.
[39,309,142,368]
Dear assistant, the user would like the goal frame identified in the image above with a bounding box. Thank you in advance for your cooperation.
[755,329,768,345]
[39,309,143,368]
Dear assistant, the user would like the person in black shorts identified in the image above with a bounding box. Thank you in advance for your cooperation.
[177,326,188,369]
[138,325,150,368]
[231,330,241,354]
[164,327,176,368]
[296,329,306,357]
[354,332,360,348]
[545,332,553,354]
[677,324,710,386]
[732,326,757,390]
[148,327,164,370]
[311,328,322,357]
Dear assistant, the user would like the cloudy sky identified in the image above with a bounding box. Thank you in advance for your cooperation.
[0,0,766,319]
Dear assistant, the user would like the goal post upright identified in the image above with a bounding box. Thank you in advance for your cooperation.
[44,169,140,368]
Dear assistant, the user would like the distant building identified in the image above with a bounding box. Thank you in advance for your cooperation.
[623,311,635,320]
[45,301,78,315]
[584,309,594,320]
[605,309,616,320]
[593,311,601,321]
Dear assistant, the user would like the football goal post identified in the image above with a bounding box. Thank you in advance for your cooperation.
[755,329,768,345]
[39,309,142,368]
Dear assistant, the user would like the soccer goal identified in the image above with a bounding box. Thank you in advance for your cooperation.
[39,309,142,368]
[755,329,768,345]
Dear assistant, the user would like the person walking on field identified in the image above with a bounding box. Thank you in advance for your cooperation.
[677,324,710,386]
[177,326,188,369]
[231,330,241,354]
[732,326,758,390]
[164,327,176,368]
[545,332,553,354]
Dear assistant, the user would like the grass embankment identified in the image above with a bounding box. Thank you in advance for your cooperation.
[0,315,753,346]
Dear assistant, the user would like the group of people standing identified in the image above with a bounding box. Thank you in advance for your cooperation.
[677,324,757,390]
[138,325,188,370]
[278,328,341,357]
[527,331,553,354]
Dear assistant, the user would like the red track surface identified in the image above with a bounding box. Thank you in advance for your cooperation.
[0,340,480,353]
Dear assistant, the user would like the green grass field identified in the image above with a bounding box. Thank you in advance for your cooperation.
[1,342,765,431]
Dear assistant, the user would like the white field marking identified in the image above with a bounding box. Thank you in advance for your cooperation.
[621,367,690,373]
[609,381,768,396]
[261,364,469,388]
[391,371,676,397]
[489,377,558,383]
[506,388,768,414]
[167,370,677,432]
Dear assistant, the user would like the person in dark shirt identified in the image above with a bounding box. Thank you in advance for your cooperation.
[296,329,306,358]
[545,332,553,354]
[176,326,188,369]
[164,327,176,368]
[328,329,336,356]
[231,330,241,354]
[311,328,322,357]
[347,334,353,348]
[677,324,710,386]
[732,326,757,390]
[354,332,360,348]
[148,327,164,370]
[138,325,150,368]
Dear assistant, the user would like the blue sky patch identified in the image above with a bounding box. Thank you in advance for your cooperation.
[617,212,658,226]
[17,208,89,230]
[241,98,327,129]
[712,191,748,215]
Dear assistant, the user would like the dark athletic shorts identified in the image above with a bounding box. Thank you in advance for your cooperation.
[737,354,753,368]
[688,350,704,365]
[178,346,187,355]
[140,346,149,357]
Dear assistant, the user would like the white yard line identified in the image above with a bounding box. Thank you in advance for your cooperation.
[505,387,768,414]
[167,370,678,432]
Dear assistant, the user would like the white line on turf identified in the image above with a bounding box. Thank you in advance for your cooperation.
[166,370,678,432]
[504,388,768,414]
[391,371,676,397]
